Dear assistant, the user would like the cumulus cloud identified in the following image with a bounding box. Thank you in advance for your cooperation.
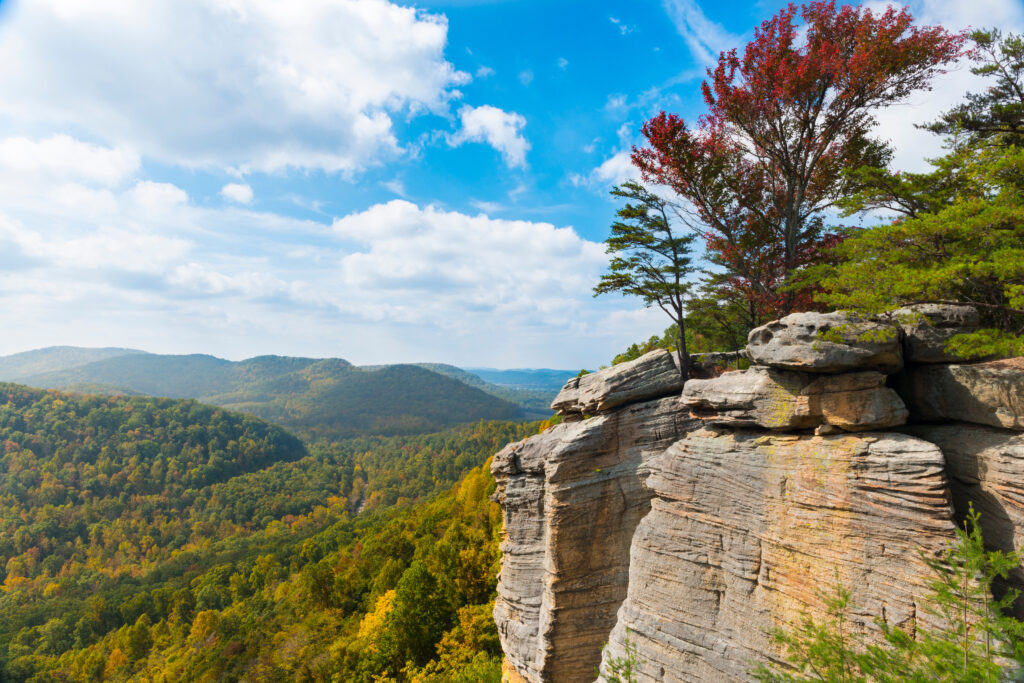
[448,105,530,168]
[0,135,139,186]
[331,200,605,322]
[0,0,469,174]
[221,183,254,205]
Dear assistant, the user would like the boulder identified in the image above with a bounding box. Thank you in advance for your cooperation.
[890,303,980,363]
[896,358,1024,430]
[813,372,909,432]
[551,349,684,417]
[600,428,956,682]
[746,311,902,373]
[681,367,907,432]
[493,396,699,683]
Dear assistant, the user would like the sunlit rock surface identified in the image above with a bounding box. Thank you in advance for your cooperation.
[746,312,903,374]
[492,396,698,682]
[599,428,955,682]
[551,349,684,418]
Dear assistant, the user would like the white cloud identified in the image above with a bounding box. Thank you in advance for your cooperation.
[609,17,635,35]
[0,135,139,186]
[593,151,640,186]
[331,200,606,324]
[449,105,530,168]
[476,65,495,78]
[661,0,740,66]
[0,214,191,274]
[518,69,534,86]
[869,0,1024,172]
[558,57,569,69]
[127,181,189,214]
[221,183,254,205]
[0,0,470,174]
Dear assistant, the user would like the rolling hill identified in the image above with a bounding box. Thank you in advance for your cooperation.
[0,346,145,381]
[6,352,526,439]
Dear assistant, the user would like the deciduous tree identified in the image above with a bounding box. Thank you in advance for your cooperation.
[633,2,964,321]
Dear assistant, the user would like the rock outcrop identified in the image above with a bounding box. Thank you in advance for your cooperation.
[493,391,699,682]
[897,358,1024,430]
[746,312,903,374]
[494,308,1024,683]
[890,303,979,363]
[600,428,954,682]
[904,423,1024,550]
[682,367,907,432]
[551,349,684,418]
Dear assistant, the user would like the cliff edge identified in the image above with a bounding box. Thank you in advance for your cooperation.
[493,306,1024,682]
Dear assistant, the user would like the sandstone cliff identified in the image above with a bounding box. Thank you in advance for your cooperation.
[493,306,1024,682]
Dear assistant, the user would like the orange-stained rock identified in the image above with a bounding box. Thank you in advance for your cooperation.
[502,658,530,683]
[599,428,956,682]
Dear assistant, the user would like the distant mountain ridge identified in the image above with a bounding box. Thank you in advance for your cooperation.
[0,345,147,381]
[0,347,548,439]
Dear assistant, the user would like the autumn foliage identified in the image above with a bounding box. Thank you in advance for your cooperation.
[633,1,964,324]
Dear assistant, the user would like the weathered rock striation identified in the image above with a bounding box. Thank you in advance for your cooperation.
[682,367,907,432]
[599,428,954,682]
[493,378,699,682]
[494,310,1024,683]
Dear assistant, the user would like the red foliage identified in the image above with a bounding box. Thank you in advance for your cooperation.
[634,1,964,321]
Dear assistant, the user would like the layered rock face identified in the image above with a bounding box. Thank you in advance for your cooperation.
[495,306,1024,683]
[493,352,699,682]
[601,428,953,682]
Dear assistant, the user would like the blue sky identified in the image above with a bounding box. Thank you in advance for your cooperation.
[0,0,1021,369]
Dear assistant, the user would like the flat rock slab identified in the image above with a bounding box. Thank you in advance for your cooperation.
[896,358,1024,430]
[889,303,979,364]
[746,311,902,374]
[493,396,699,683]
[599,428,955,682]
[551,349,684,417]
[682,367,907,432]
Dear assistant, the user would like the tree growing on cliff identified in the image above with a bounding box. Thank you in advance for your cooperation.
[754,505,1024,682]
[803,29,1024,359]
[632,2,964,324]
[595,181,697,380]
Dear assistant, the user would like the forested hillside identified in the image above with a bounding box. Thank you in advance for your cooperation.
[13,354,527,439]
[0,382,535,681]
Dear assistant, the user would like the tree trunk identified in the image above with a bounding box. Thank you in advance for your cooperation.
[675,317,691,382]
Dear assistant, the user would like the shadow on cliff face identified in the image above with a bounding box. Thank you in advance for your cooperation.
[903,422,1024,618]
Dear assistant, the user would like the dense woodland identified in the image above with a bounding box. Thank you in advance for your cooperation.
[0,382,535,681]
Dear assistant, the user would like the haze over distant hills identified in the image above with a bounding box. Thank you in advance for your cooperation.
[0,347,576,439]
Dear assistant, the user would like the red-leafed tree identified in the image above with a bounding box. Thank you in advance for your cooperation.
[633,2,964,324]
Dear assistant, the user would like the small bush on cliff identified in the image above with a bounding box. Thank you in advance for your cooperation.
[600,631,641,683]
[753,505,1024,682]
